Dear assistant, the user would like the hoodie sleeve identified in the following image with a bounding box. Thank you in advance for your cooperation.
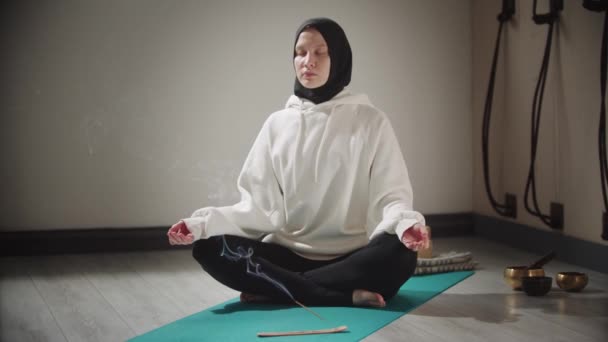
[366,112,425,241]
[182,119,285,241]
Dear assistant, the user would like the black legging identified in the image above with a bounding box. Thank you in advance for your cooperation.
[192,232,417,306]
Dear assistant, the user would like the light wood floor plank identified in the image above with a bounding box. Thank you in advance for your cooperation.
[24,255,134,342]
[121,250,237,317]
[0,257,67,342]
[73,253,186,335]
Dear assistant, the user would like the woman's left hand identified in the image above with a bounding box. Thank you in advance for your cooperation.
[401,223,430,252]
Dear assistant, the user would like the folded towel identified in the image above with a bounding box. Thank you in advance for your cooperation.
[417,251,472,267]
[415,251,477,275]
[415,261,478,275]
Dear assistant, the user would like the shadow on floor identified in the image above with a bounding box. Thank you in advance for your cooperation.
[407,290,608,323]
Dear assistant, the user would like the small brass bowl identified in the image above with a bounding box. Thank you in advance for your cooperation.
[556,272,588,292]
[522,276,552,296]
[504,266,545,290]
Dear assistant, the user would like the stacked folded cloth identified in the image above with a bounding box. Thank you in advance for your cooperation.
[415,251,477,275]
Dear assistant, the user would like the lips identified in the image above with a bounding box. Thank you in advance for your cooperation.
[302,71,316,78]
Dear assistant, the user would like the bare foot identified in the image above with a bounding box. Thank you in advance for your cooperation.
[352,289,386,307]
[240,292,271,303]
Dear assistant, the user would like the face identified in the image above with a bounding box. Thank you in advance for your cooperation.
[294,28,330,89]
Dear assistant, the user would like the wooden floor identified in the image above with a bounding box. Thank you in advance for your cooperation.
[1,236,606,342]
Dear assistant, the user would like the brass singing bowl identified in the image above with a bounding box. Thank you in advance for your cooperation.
[504,266,545,290]
[556,272,588,292]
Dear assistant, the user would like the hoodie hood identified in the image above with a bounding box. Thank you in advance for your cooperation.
[285,90,371,113]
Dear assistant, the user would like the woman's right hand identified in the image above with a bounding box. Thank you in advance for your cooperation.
[167,221,194,245]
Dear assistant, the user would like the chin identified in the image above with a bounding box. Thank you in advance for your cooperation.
[300,80,325,89]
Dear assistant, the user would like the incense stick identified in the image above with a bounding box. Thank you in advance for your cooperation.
[294,300,324,320]
[257,325,348,337]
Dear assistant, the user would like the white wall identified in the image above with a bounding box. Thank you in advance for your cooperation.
[472,0,608,245]
[1,0,472,231]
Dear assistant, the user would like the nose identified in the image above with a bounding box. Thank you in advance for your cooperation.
[304,52,316,68]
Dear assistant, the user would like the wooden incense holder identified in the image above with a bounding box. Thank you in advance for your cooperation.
[257,325,348,337]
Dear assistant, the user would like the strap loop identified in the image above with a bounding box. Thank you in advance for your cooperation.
[533,0,563,25]
[584,0,608,12]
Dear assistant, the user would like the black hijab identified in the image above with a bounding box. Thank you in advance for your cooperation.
[293,18,352,104]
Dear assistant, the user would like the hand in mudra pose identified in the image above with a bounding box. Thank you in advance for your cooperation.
[401,223,430,252]
[167,221,194,245]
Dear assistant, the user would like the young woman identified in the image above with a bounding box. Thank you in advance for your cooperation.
[167,18,429,307]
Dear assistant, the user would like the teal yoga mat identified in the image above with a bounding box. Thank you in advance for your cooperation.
[129,271,473,342]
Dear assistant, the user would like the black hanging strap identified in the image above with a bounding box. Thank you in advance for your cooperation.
[482,0,516,217]
[524,0,563,228]
[600,10,608,214]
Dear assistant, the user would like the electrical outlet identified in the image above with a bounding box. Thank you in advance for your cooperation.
[603,212,608,240]
[550,202,564,230]
[505,193,517,218]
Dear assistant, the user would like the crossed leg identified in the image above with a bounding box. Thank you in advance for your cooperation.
[191,232,417,306]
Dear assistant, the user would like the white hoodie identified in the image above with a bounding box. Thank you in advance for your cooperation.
[183,90,425,259]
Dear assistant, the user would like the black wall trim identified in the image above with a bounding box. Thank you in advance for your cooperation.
[425,212,475,237]
[474,214,608,274]
[0,227,188,256]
